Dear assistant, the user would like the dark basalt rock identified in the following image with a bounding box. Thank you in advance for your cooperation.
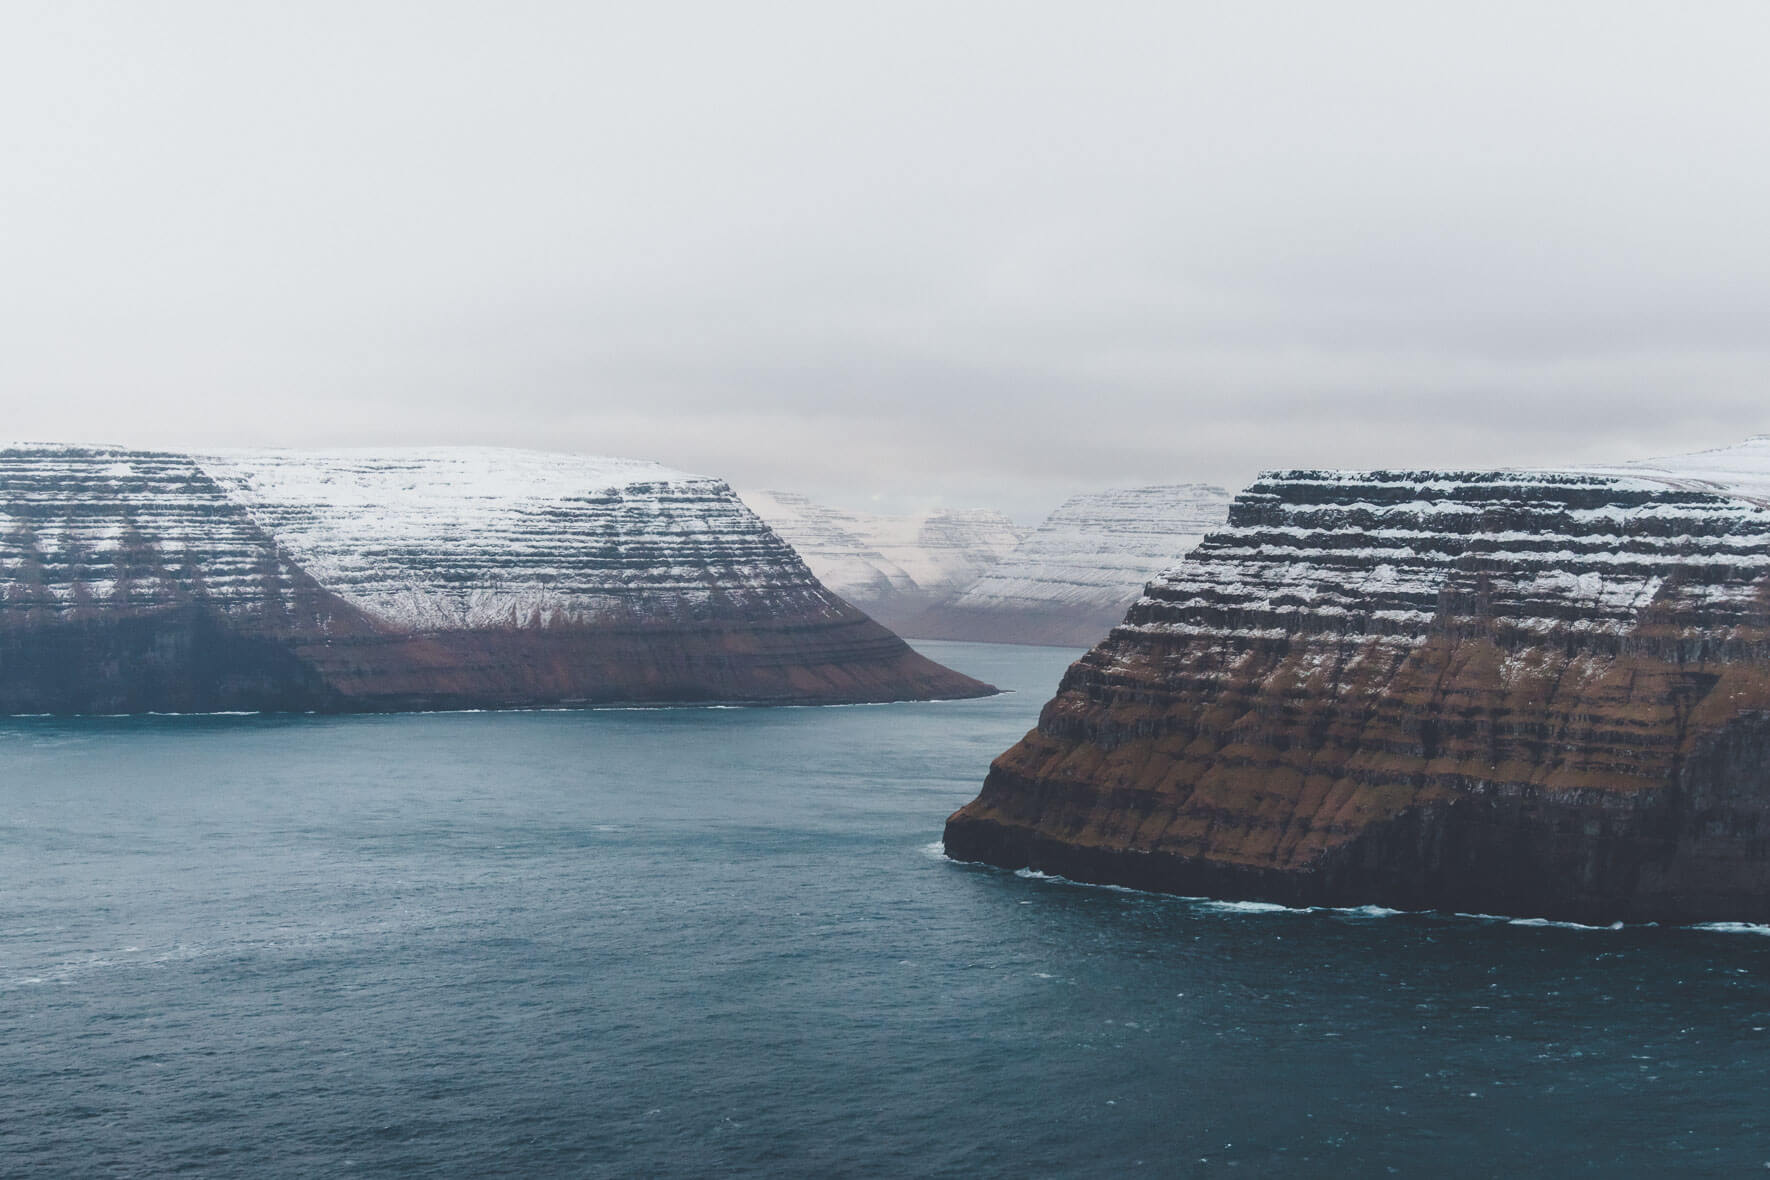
[945,447,1770,924]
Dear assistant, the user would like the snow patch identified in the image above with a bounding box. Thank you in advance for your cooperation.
[194,448,833,631]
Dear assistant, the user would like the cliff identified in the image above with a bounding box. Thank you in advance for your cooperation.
[908,484,1233,646]
[0,445,992,713]
[945,439,1770,924]
[739,491,1025,633]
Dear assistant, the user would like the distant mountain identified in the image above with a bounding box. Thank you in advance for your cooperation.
[739,491,1025,633]
[907,484,1234,647]
[0,446,992,713]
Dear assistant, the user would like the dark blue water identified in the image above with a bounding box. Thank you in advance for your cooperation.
[3,641,1768,1177]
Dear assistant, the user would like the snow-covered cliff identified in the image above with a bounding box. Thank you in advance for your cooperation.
[198,450,841,632]
[0,445,321,619]
[739,491,1025,631]
[0,445,991,712]
[911,484,1233,647]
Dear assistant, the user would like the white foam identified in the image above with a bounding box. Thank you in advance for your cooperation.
[1198,899,1296,914]
[974,861,1759,931]
[1691,922,1770,937]
[1456,913,1625,931]
[1509,917,1625,931]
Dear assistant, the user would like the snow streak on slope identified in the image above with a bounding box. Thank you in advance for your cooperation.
[197,449,841,631]
[0,444,311,617]
[1584,435,1770,505]
[1129,438,1770,656]
[951,485,1233,612]
[740,491,1025,607]
[1131,461,1770,657]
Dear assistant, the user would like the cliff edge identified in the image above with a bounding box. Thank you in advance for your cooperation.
[946,439,1770,924]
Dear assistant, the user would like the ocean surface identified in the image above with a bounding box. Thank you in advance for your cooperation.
[2,640,1768,1177]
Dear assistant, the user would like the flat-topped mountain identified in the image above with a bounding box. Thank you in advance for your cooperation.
[945,438,1770,924]
[0,445,991,713]
[909,484,1233,646]
[739,491,1025,633]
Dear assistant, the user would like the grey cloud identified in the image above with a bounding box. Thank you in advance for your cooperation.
[3,1,1768,524]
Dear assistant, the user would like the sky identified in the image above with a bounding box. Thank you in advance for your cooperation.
[4,2,1769,523]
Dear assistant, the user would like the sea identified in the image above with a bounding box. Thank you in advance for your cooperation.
[2,640,1767,1177]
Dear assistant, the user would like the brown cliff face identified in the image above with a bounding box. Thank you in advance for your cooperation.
[0,446,990,712]
[283,610,980,710]
[945,453,1770,924]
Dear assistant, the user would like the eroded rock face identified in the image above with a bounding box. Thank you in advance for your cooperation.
[0,445,991,712]
[945,441,1770,924]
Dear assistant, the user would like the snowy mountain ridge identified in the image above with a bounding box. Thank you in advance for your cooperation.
[0,444,839,633]
[739,490,1026,622]
[198,449,822,632]
[1581,434,1770,505]
[902,483,1235,646]
[951,484,1233,613]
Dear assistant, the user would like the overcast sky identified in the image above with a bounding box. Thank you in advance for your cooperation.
[4,2,1768,522]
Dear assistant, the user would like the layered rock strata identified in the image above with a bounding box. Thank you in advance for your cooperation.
[910,484,1233,646]
[946,439,1770,924]
[739,491,1025,633]
[0,445,991,713]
